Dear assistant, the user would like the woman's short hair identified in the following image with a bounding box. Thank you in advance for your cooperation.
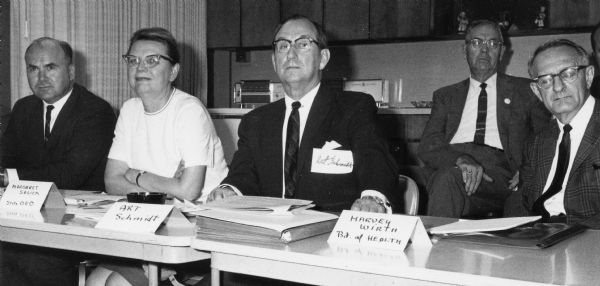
[126,27,179,64]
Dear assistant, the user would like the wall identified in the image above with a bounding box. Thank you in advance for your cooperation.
[211,32,591,107]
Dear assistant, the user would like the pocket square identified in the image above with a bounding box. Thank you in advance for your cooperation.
[322,140,342,150]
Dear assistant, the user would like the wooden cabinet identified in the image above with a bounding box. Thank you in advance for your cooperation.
[281,0,323,25]
[324,0,370,41]
[241,0,280,47]
[370,0,431,39]
[548,0,600,29]
[207,0,240,48]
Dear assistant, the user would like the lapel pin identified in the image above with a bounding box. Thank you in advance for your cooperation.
[504,98,511,104]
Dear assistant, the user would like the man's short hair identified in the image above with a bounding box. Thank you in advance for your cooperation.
[591,21,600,51]
[272,14,328,51]
[126,27,179,64]
[25,37,73,65]
[527,39,590,78]
[465,19,504,43]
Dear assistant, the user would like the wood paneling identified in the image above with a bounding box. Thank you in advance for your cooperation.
[324,0,370,41]
[207,0,240,48]
[281,0,323,25]
[370,0,431,39]
[241,0,280,47]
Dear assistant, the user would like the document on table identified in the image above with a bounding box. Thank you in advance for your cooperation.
[184,196,314,215]
[429,216,541,235]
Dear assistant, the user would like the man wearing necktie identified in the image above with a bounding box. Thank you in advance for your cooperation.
[419,20,550,218]
[208,15,399,213]
[515,39,600,228]
[0,38,116,286]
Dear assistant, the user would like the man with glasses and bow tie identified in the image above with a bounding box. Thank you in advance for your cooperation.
[208,15,399,213]
[1,37,115,191]
[511,39,600,228]
[419,20,550,218]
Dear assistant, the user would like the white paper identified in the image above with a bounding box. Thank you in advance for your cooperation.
[311,148,353,174]
[429,216,541,234]
[95,202,173,233]
[0,181,55,211]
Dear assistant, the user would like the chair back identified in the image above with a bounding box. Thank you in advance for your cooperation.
[399,174,419,215]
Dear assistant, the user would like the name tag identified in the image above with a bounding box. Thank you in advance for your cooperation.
[0,181,57,211]
[311,148,353,174]
[95,202,173,233]
[328,210,432,251]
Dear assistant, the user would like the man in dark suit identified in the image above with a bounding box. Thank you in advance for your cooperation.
[208,15,399,213]
[514,39,600,228]
[418,20,550,218]
[1,37,116,190]
[0,37,115,286]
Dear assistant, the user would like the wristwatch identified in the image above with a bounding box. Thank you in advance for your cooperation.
[136,171,146,187]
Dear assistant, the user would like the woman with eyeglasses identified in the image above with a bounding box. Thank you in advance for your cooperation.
[87,27,227,286]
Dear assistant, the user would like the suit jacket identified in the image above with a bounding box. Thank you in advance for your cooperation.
[1,84,116,191]
[223,86,399,212]
[419,74,550,174]
[520,99,600,228]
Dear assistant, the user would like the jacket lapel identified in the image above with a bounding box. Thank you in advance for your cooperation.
[538,122,560,194]
[496,74,512,150]
[569,100,600,177]
[296,86,333,174]
[46,85,79,148]
[447,79,469,137]
[266,100,286,186]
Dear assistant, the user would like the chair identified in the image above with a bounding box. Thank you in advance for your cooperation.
[399,174,419,216]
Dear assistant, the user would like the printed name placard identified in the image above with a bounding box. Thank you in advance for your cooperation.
[0,181,58,211]
[95,202,174,233]
[311,148,354,174]
[327,210,432,251]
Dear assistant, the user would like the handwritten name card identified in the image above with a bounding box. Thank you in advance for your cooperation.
[327,210,432,251]
[311,148,354,174]
[95,202,173,233]
[0,181,56,211]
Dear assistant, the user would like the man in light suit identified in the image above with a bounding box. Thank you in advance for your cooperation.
[0,37,115,286]
[208,15,399,213]
[514,39,600,228]
[418,20,550,218]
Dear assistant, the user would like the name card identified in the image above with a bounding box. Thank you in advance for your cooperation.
[0,181,59,211]
[311,148,354,174]
[95,202,173,233]
[327,210,432,251]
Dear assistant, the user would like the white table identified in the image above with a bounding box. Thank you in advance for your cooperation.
[191,217,600,286]
[0,191,210,286]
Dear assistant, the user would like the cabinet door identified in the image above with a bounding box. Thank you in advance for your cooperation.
[207,0,240,48]
[370,0,431,39]
[324,0,369,41]
[281,0,323,25]
[241,0,280,47]
[548,0,600,28]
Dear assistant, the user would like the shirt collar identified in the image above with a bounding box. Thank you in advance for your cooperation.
[469,73,497,90]
[284,83,320,110]
[556,95,595,131]
[43,88,73,111]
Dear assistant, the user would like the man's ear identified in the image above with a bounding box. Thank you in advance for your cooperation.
[529,82,543,101]
[585,65,595,89]
[69,64,75,81]
[272,53,276,72]
[319,48,330,70]
[170,63,180,82]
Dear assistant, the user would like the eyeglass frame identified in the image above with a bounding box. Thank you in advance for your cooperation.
[465,38,504,49]
[532,65,589,89]
[121,54,175,68]
[272,36,320,53]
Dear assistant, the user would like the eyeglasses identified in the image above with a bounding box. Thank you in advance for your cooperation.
[122,54,174,68]
[533,65,588,89]
[466,39,503,49]
[273,37,318,53]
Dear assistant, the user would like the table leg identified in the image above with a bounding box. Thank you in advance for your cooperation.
[148,263,159,286]
[211,267,220,286]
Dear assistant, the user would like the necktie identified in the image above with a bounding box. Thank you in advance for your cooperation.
[45,105,54,142]
[474,83,487,145]
[532,124,572,219]
[284,101,301,198]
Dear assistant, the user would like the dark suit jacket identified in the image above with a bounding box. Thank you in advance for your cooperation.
[1,84,116,191]
[419,74,550,174]
[223,86,399,212]
[519,99,600,228]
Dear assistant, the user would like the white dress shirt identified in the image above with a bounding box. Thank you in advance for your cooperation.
[543,96,595,215]
[450,74,503,149]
